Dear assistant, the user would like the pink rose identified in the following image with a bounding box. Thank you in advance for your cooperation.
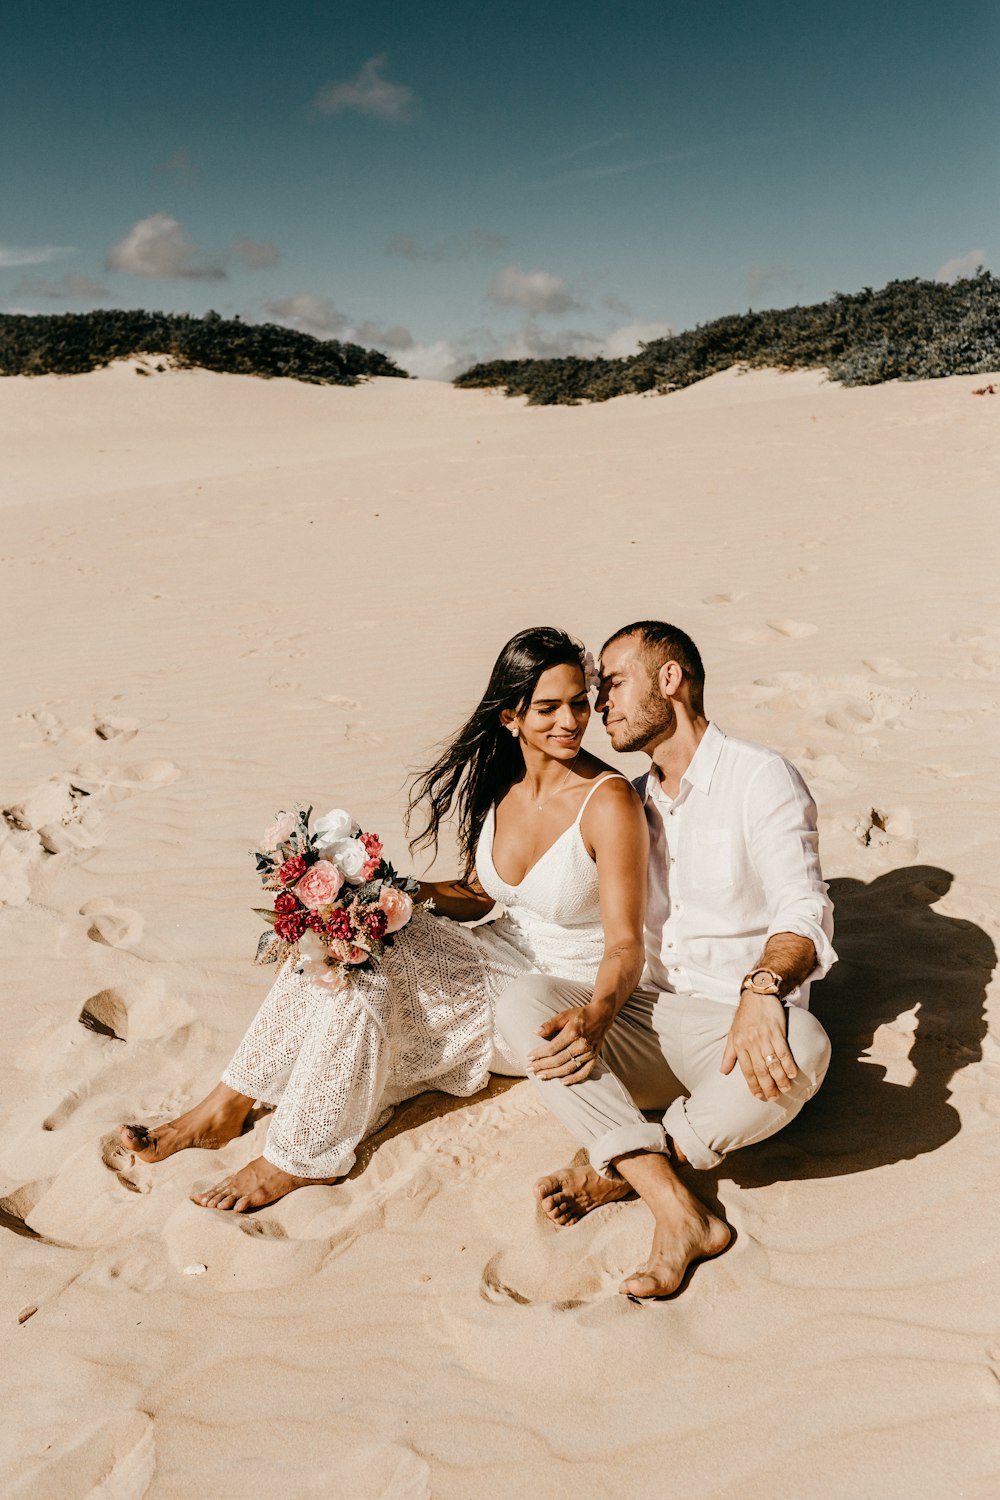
[295,859,344,910]
[327,938,369,965]
[261,811,298,851]
[377,886,413,934]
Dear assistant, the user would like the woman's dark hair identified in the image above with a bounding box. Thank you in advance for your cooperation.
[407,626,587,875]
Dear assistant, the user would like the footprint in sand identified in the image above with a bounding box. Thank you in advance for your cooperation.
[100,1133,152,1195]
[79,898,144,948]
[78,987,129,1042]
[862,656,917,680]
[766,618,819,638]
[14,706,64,744]
[851,806,918,857]
[92,716,141,742]
[480,1204,642,1309]
[702,591,747,606]
[0,1178,73,1246]
[72,760,180,790]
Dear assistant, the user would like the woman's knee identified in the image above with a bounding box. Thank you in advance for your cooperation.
[494,973,567,1045]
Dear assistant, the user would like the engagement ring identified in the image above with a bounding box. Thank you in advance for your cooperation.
[765,1054,777,1064]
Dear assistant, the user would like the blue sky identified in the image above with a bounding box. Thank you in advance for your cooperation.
[3,0,997,376]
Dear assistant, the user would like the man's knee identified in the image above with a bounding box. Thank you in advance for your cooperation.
[787,1007,831,1088]
[494,973,566,1052]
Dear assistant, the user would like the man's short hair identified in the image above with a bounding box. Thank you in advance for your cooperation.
[601,620,705,705]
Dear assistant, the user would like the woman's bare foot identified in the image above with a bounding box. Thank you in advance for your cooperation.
[535,1163,633,1225]
[190,1156,337,1212]
[120,1082,255,1163]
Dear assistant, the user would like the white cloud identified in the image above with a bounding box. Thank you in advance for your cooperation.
[746,264,804,305]
[263,294,347,337]
[106,214,226,281]
[12,272,109,300]
[397,340,470,381]
[0,245,73,268]
[936,249,988,283]
[262,295,414,356]
[314,55,416,120]
[386,230,509,262]
[233,239,280,269]
[488,265,581,316]
[493,318,671,361]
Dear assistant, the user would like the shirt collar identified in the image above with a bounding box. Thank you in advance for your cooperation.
[639,721,726,802]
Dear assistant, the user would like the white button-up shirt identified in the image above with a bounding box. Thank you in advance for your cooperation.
[636,722,836,1009]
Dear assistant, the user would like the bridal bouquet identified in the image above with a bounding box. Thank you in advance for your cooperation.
[251,806,419,989]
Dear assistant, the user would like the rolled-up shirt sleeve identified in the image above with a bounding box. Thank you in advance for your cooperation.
[744,755,837,983]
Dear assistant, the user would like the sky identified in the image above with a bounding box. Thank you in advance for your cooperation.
[3,0,998,378]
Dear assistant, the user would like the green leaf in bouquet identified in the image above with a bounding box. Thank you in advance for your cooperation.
[252,907,279,925]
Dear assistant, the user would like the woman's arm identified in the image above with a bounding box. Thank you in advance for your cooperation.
[529,778,649,1083]
[413,873,496,923]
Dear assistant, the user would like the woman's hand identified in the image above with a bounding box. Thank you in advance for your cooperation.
[527,1002,613,1085]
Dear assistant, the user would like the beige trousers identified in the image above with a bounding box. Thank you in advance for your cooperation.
[494,976,832,1175]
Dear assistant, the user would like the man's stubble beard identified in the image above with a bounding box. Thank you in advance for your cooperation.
[606,691,674,754]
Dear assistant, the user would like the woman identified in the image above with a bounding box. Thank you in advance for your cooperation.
[120,626,649,1211]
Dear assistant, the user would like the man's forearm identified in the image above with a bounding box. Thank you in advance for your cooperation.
[752,932,817,998]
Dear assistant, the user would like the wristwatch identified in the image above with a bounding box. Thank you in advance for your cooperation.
[740,967,783,997]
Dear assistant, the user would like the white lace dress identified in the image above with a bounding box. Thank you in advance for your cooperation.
[221,776,621,1178]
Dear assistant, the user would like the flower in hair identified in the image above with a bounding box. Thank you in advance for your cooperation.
[583,650,600,694]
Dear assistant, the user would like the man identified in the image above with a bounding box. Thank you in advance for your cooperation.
[495,620,835,1298]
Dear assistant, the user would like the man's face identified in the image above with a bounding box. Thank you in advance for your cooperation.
[596,636,673,753]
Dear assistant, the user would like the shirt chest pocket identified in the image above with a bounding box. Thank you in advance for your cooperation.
[689,828,737,890]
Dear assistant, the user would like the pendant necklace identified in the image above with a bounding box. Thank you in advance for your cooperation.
[534,752,581,812]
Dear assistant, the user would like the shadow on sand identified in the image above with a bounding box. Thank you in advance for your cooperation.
[720,864,994,1188]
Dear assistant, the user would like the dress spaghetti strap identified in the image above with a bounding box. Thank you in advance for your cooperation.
[573,772,627,824]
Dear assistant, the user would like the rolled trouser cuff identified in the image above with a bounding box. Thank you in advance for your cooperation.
[591,1121,669,1179]
[663,1097,724,1171]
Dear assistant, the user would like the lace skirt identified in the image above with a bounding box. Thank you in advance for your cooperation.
[221,908,532,1178]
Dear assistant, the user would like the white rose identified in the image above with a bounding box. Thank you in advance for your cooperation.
[313,807,360,854]
[330,837,369,884]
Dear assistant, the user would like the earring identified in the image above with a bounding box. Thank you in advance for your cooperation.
[508,724,519,738]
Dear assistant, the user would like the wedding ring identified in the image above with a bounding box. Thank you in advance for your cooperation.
[765,1054,777,1064]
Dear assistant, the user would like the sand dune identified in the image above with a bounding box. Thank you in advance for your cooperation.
[2,363,999,1497]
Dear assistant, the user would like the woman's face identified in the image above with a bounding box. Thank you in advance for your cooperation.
[513,662,591,759]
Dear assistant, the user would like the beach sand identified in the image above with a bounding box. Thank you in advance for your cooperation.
[2,361,998,1497]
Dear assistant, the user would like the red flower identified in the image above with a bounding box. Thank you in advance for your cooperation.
[275,911,307,942]
[360,832,383,860]
[325,908,352,941]
[362,907,388,942]
[278,854,308,885]
[274,892,299,914]
[305,911,326,932]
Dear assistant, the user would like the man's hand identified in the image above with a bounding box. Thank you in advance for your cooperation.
[721,991,798,1100]
[528,1003,612,1085]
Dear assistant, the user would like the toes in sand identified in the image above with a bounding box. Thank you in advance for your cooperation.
[535,1163,632,1226]
[120,1083,255,1163]
[190,1157,337,1213]
[619,1212,732,1299]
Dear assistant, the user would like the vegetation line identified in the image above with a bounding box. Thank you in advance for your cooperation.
[0,309,408,385]
[453,273,1000,405]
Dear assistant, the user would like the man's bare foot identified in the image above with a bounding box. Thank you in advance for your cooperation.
[120,1082,255,1164]
[535,1163,633,1226]
[190,1156,336,1213]
[619,1202,731,1299]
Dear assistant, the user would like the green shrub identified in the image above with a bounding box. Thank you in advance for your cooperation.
[454,272,1000,404]
[0,309,408,384]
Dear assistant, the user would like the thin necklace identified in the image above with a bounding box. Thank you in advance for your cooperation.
[533,752,581,812]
